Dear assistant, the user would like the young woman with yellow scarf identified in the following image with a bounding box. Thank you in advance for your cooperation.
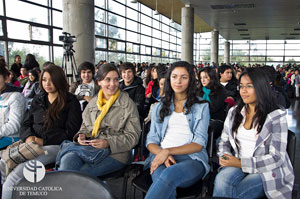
[58,64,141,176]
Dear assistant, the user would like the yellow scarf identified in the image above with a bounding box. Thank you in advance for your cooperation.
[91,89,120,137]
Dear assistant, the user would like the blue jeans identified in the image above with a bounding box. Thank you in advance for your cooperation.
[59,152,125,177]
[0,137,19,149]
[145,155,205,199]
[213,167,265,198]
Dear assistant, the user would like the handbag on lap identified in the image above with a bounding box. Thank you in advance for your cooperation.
[1,140,47,177]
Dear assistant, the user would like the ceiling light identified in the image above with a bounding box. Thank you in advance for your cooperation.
[154,0,159,15]
[130,0,137,3]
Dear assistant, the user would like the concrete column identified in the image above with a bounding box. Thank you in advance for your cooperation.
[181,5,194,64]
[224,41,230,64]
[63,0,95,67]
[211,29,219,66]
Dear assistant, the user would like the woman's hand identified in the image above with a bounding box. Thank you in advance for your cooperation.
[146,93,151,98]
[25,136,35,144]
[89,139,109,149]
[77,134,89,146]
[164,155,176,168]
[34,137,43,146]
[219,154,241,168]
[150,149,169,174]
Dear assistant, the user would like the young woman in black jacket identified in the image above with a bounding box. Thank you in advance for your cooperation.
[1,64,82,199]
[199,67,228,121]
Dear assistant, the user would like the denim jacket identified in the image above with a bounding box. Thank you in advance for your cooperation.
[145,98,210,178]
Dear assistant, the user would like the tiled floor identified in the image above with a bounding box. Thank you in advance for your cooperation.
[107,98,300,199]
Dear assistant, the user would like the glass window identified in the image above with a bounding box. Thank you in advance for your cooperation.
[53,29,63,44]
[250,44,266,50]
[27,0,48,6]
[250,56,265,62]
[95,8,106,22]
[250,50,266,56]
[95,51,107,63]
[141,14,151,26]
[170,35,176,44]
[95,22,106,36]
[162,32,169,42]
[108,13,125,28]
[127,31,139,43]
[108,52,125,62]
[108,39,125,51]
[133,44,140,53]
[127,1,138,10]
[127,54,140,63]
[285,57,300,62]
[95,0,106,8]
[285,44,300,49]
[200,38,211,45]
[141,25,151,36]
[232,44,249,50]
[0,20,3,36]
[7,20,30,40]
[96,38,107,49]
[141,35,151,45]
[127,7,138,21]
[153,19,160,30]
[141,4,152,16]
[153,29,161,39]
[8,42,50,66]
[170,43,176,51]
[108,26,125,40]
[31,26,49,42]
[267,50,284,56]
[0,0,4,16]
[285,50,300,56]
[53,46,63,66]
[108,0,125,16]
[162,41,169,50]
[161,15,169,25]
[232,50,249,56]
[53,10,63,28]
[266,57,283,62]
[267,43,284,50]
[152,38,161,48]
[6,0,48,25]
[50,0,62,12]
[127,19,138,32]
[162,24,169,33]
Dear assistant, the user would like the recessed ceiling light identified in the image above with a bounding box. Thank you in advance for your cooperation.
[294,28,300,31]
[238,29,248,31]
[234,23,246,26]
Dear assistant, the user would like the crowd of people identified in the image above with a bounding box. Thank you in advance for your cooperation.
[0,54,297,198]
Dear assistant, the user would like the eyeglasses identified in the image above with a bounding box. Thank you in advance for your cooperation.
[238,84,254,90]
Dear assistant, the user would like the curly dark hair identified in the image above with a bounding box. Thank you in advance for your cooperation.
[232,68,279,134]
[159,61,207,122]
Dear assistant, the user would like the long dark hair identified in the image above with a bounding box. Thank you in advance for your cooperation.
[40,64,69,130]
[145,63,157,86]
[28,69,39,87]
[95,63,120,82]
[232,68,279,134]
[199,67,223,95]
[159,61,207,122]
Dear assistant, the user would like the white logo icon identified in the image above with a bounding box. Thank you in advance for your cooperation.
[23,160,45,183]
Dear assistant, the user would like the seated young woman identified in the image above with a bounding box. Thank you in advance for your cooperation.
[144,61,210,199]
[213,68,294,199]
[0,64,26,149]
[1,64,82,199]
[58,63,141,177]
[199,67,228,121]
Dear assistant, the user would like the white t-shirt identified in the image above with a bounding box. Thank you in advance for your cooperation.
[236,124,258,158]
[160,112,192,149]
[220,82,228,87]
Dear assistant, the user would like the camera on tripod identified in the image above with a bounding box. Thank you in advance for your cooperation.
[59,32,76,52]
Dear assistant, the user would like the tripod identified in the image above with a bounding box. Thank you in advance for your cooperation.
[61,48,78,84]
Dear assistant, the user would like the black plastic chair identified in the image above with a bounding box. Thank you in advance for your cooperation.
[131,119,224,199]
[287,130,296,166]
[12,171,113,199]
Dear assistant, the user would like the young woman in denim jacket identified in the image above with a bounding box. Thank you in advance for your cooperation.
[213,68,294,199]
[145,61,210,199]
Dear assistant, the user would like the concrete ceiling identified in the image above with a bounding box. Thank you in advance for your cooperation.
[137,0,213,32]
[138,0,300,40]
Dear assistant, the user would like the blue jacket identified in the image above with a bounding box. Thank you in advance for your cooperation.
[145,99,210,178]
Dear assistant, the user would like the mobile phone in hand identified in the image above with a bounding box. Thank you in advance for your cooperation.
[217,152,227,160]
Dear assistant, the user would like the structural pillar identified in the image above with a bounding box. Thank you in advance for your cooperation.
[224,40,230,64]
[63,0,95,67]
[211,29,219,66]
[181,5,194,64]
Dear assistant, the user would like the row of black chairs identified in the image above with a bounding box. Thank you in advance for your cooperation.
[12,120,296,199]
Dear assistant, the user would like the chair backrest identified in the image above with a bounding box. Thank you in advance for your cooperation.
[287,130,296,166]
[12,171,113,199]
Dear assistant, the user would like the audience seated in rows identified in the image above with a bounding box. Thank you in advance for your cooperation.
[1,64,82,199]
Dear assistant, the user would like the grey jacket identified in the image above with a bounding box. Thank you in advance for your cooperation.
[0,84,26,138]
[219,106,294,199]
[73,91,141,164]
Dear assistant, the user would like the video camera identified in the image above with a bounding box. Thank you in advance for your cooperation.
[59,32,76,52]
